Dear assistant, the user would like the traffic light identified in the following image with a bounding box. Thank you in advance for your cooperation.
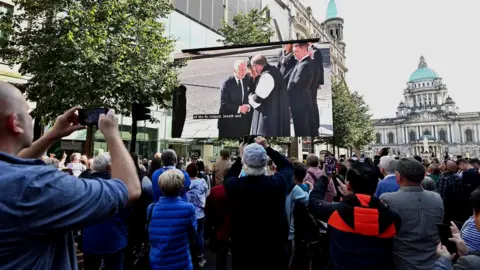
[132,102,151,121]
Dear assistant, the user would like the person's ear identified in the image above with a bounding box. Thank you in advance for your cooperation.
[7,113,24,134]
[395,171,401,184]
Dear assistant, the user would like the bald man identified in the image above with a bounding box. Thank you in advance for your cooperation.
[438,160,471,223]
[218,60,252,138]
[248,55,290,136]
[0,82,141,269]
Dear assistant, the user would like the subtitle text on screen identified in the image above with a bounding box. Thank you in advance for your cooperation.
[193,114,242,120]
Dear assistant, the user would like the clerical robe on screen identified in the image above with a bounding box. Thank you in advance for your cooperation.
[248,55,290,137]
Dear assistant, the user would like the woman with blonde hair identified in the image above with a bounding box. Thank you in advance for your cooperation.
[148,169,197,269]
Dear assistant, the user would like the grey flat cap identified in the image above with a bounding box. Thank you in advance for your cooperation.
[243,144,268,168]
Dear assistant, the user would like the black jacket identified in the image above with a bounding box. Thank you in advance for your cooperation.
[277,50,297,83]
[224,147,294,270]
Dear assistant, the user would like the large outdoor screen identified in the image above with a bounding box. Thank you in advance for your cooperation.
[171,42,333,139]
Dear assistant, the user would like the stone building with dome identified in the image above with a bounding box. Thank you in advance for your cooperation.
[366,56,480,158]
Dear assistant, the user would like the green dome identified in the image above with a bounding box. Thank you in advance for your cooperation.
[409,56,439,82]
[326,0,338,20]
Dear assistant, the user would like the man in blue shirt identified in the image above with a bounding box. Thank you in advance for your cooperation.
[375,156,400,197]
[0,82,141,270]
[151,149,191,202]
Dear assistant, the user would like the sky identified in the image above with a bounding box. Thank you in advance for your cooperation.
[303,0,480,119]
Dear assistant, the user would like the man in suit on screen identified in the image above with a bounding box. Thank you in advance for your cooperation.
[248,55,290,137]
[218,60,252,138]
[276,44,297,83]
[308,42,324,136]
[287,42,315,137]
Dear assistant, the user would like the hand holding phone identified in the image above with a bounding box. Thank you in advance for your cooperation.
[78,108,109,126]
[436,223,457,254]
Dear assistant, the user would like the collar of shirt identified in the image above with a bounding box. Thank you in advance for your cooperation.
[384,174,396,179]
[0,151,45,166]
[299,54,310,62]
[163,165,176,169]
[399,185,423,192]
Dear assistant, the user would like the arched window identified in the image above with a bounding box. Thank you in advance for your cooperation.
[388,132,394,144]
[409,131,416,142]
[439,129,447,142]
[466,129,473,142]
[375,133,381,144]
[423,129,431,136]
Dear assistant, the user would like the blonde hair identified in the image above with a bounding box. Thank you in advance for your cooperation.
[159,169,185,197]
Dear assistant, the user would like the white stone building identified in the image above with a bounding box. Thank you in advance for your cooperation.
[366,56,480,158]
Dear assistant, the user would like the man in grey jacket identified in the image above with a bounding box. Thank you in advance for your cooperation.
[380,158,444,270]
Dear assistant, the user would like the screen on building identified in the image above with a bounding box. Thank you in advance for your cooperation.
[171,41,333,139]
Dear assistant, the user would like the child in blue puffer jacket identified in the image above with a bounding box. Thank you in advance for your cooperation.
[148,169,197,270]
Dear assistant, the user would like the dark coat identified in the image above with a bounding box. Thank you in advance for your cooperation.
[224,147,294,270]
[309,46,324,135]
[218,76,252,138]
[249,64,290,137]
[172,86,187,138]
[287,56,314,137]
[308,178,402,270]
[277,50,297,83]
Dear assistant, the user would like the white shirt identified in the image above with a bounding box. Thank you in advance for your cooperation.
[234,76,250,113]
[248,73,275,109]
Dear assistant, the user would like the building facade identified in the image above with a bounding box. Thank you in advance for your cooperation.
[0,0,349,159]
[367,56,480,158]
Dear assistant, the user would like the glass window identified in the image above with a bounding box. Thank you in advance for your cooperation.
[375,133,381,144]
[409,131,416,142]
[213,0,225,30]
[201,0,213,27]
[439,129,447,141]
[255,0,262,10]
[228,0,238,14]
[239,0,247,13]
[173,0,188,13]
[388,133,394,144]
[169,11,191,50]
[190,21,207,49]
[466,129,473,142]
[206,30,223,47]
[423,129,431,136]
[188,0,201,21]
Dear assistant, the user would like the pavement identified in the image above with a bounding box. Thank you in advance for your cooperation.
[179,46,333,139]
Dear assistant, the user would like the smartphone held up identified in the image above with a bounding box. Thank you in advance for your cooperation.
[78,108,108,126]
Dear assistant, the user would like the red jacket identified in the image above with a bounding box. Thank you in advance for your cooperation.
[205,185,230,241]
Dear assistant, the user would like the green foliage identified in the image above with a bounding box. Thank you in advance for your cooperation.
[217,7,274,45]
[0,0,182,123]
[350,91,375,149]
[316,81,373,150]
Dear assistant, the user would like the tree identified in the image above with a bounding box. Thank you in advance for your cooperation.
[217,7,275,45]
[315,81,374,152]
[327,81,356,149]
[0,0,182,124]
[350,91,375,151]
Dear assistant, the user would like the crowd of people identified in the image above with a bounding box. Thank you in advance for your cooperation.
[1,81,480,270]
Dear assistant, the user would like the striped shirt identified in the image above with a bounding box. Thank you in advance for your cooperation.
[462,216,480,252]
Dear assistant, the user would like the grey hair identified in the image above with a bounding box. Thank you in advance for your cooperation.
[70,152,81,161]
[92,152,111,172]
[243,165,268,176]
[161,149,177,166]
[234,60,247,71]
[379,156,396,174]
